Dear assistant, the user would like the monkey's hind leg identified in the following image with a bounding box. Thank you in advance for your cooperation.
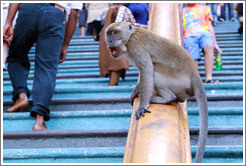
[135,87,177,119]
[136,88,176,120]
[150,88,176,104]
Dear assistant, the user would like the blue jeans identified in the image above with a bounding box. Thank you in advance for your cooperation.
[206,3,218,24]
[7,3,65,121]
[221,3,234,20]
[184,32,214,61]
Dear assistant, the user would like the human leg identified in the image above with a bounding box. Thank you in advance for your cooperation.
[79,8,88,37]
[220,3,226,21]
[228,3,234,21]
[109,70,120,86]
[7,4,38,112]
[238,16,243,34]
[217,4,221,20]
[203,45,214,82]
[200,32,215,82]
[86,22,94,36]
[93,20,103,41]
[237,3,243,34]
[207,3,218,25]
[30,4,65,130]
[212,3,218,25]
[80,26,86,36]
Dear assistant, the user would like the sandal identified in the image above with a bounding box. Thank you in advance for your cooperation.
[206,80,220,83]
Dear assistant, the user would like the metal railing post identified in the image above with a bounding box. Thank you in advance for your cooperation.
[123,3,192,163]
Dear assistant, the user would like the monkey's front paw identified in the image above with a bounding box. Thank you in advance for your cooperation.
[135,108,151,120]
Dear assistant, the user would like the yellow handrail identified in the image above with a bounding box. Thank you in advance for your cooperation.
[123,3,192,163]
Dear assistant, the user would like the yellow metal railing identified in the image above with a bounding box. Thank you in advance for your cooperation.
[123,3,192,163]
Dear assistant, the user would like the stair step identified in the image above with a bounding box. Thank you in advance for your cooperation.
[2,78,243,89]
[2,146,243,163]
[218,44,243,48]
[3,107,243,131]
[3,127,243,149]
[32,42,241,48]
[3,65,244,78]
[28,45,242,51]
[4,59,243,72]
[3,147,125,163]
[3,61,243,72]
[3,96,243,113]
[215,34,243,38]
[3,93,243,106]
[216,37,243,41]
[6,53,244,65]
[217,40,243,44]
[26,47,243,55]
[3,89,243,102]
[29,45,99,51]
[3,126,242,139]
[3,82,243,94]
[3,76,243,85]
[3,70,244,81]
[3,110,131,131]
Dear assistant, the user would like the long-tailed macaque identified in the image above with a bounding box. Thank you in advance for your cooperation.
[105,22,208,163]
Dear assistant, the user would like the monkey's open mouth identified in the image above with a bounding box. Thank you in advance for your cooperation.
[109,47,118,58]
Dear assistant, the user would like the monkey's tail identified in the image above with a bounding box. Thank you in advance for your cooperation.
[192,76,208,163]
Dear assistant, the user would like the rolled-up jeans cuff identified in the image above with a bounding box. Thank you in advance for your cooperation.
[30,104,50,121]
[12,87,30,102]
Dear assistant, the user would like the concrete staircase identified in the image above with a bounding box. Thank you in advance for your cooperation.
[3,19,243,163]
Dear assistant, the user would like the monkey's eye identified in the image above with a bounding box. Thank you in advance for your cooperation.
[112,31,118,35]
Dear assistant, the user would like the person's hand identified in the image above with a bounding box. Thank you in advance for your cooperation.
[59,46,68,63]
[3,23,14,45]
[214,44,223,54]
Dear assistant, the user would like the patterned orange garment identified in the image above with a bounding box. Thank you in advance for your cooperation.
[183,4,213,39]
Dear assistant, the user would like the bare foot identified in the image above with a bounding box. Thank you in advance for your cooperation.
[32,114,49,131]
[32,122,48,131]
[7,93,29,113]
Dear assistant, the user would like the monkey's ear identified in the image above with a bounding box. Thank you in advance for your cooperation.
[129,24,132,30]
[128,23,135,32]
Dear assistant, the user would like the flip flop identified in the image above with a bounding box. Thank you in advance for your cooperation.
[206,80,220,84]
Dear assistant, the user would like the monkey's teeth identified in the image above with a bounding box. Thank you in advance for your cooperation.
[110,47,118,57]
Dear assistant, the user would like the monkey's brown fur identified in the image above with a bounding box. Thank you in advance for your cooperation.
[106,22,208,163]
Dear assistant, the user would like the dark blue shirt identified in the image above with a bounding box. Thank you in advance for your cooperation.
[128,3,149,25]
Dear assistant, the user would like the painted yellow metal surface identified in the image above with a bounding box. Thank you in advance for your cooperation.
[148,3,182,44]
[123,3,192,163]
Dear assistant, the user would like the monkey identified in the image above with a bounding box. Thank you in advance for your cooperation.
[105,22,208,163]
